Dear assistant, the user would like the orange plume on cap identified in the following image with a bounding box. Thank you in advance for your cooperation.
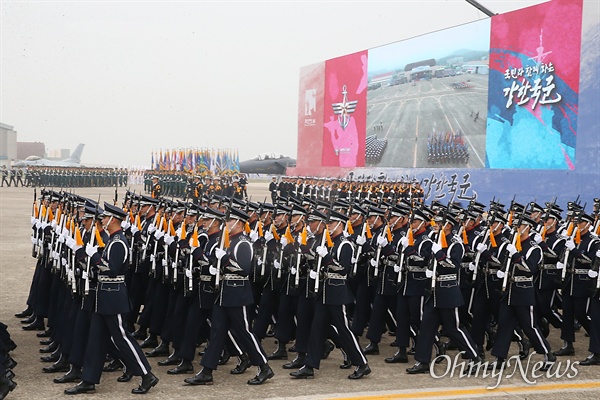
[408,227,414,246]
[244,221,251,234]
[365,224,373,239]
[180,220,187,240]
[515,233,522,252]
[574,226,581,245]
[490,230,497,248]
[95,228,105,248]
[541,225,547,241]
[223,227,230,249]
[190,225,199,248]
[271,225,281,241]
[346,220,354,235]
[462,228,468,245]
[75,225,84,247]
[258,221,264,237]
[386,226,393,242]
[325,228,334,247]
[284,226,295,244]
[440,231,448,249]
[301,226,307,246]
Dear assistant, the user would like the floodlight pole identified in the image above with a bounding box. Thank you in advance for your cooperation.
[465,0,497,17]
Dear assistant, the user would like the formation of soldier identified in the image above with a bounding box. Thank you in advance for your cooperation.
[14,186,600,397]
[0,167,130,188]
[144,171,249,201]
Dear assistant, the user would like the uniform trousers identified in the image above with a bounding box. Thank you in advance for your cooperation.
[560,294,591,343]
[589,295,600,354]
[366,293,397,344]
[535,288,563,329]
[252,286,280,340]
[491,300,551,359]
[414,301,478,364]
[274,292,298,344]
[395,294,423,349]
[305,303,367,369]
[200,304,267,371]
[82,313,151,384]
[294,290,316,353]
[350,280,375,336]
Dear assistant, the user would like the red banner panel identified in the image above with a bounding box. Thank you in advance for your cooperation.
[297,62,325,169]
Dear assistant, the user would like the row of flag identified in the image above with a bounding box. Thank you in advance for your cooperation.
[150,148,240,175]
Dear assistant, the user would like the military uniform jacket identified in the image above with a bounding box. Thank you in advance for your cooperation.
[376,226,406,296]
[216,232,254,307]
[536,230,565,290]
[402,229,433,297]
[432,233,465,308]
[191,231,216,309]
[474,232,509,299]
[317,232,354,305]
[90,229,131,315]
[505,237,541,306]
[565,231,600,298]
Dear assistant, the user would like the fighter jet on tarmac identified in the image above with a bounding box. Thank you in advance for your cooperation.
[239,154,296,175]
[14,143,85,167]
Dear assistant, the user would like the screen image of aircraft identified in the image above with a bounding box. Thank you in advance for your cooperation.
[14,143,85,167]
[239,154,296,175]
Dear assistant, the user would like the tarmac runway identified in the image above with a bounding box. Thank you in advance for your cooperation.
[1,183,599,399]
[366,75,488,169]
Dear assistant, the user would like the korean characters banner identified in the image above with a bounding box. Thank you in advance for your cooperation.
[486,0,583,170]
[322,51,368,167]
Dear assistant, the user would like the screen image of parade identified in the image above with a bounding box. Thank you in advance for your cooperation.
[365,19,490,169]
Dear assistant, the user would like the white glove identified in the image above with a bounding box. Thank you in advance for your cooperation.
[172,262,177,269]
[356,235,367,246]
[597,249,600,258]
[47,242,52,250]
[209,266,218,275]
[556,261,565,270]
[31,236,37,245]
[273,260,281,270]
[291,267,297,275]
[393,265,401,273]
[316,245,328,258]
[148,223,157,234]
[377,235,388,247]
[61,258,67,267]
[215,248,227,260]
[161,259,167,267]
[425,269,434,278]
[256,257,263,266]
[533,233,543,244]
[506,244,518,256]
[31,216,37,225]
[41,221,48,230]
[343,230,350,238]
[565,239,575,251]
[468,262,476,271]
[164,235,175,246]
[35,220,42,229]
[400,236,409,249]
[280,237,288,247]
[185,269,192,278]
[587,270,598,278]
[476,243,487,253]
[82,271,88,280]
[55,226,63,236]
[51,220,57,229]
[431,242,442,254]
[37,238,42,247]
[150,254,155,262]
[57,234,65,243]
[121,220,131,230]
[249,230,259,243]
[309,270,318,279]
[52,251,59,260]
[369,259,378,267]
[496,270,505,279]
[264,231,274,242]
[66,237,76,250]
[154,230,164,240]
[85,244,98,257]
[130,224,140,235]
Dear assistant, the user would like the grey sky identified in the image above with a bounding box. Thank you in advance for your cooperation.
[1,0,546,167]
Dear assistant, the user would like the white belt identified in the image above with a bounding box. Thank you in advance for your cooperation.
[98,275,125,283]
[487,269,499,275]
[512,276,533,282]
[223,274,248,281]
[436,274,457,282]
[200,275,212,282]
[574,269,590,275]
[541,264,558,269]
[326,273,346,280]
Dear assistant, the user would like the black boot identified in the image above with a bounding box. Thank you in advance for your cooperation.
[64,381,95,395]
[139,334,158,349]
[476,344,485,360]
[184,367,213,385]
[518,338,531,360]
[167,360,194,375]
[103,358,123,372]
[406,361,430,374]
[20,314,36,324]
[43,355,70,373]
[40,341,59,353]
[218,348,230,365]
[321,339,334,359]
[363,341,379,355]
[0,376,17,399]
[132,327,148,340]
[22,316,45,331]
[117,368,134,382]
[268,341,288,360]
[540,352,556,371]
[348,364,371,379]
[157,353,181,366]
[339,349,351,369]
[385,348,408,363]
[434,340,447,363]
[230,353,251,375]
[580,353,600,366]
[290,365,314,379]
[53,366,82,384]
[553,341,574,356]
[283,353,305,369]
[131,372,159,394]
[145,341,169,357]
[37,327,52,338]
[15,306,33,318]
[247,363,274,385]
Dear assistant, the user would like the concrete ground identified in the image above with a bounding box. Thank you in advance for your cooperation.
[1,182,599,399]
[367,75,488,169]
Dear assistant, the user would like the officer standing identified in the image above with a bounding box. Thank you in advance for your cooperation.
[151,176,162,199]
[64,203,158,395]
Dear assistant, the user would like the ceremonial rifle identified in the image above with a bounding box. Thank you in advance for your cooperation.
[313,226,328,293]
[84,196,101,296]
[431,204,450,291]
[502,203,528,292]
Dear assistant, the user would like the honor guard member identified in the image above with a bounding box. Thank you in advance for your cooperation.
[184,207,274,386]
[557,211,599,359]
[151,176,162,199]
[291,210,371,380]
[65,203,158,395]
[407,212,480,374]
[489,214,555,371]
[579,209,600,365]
